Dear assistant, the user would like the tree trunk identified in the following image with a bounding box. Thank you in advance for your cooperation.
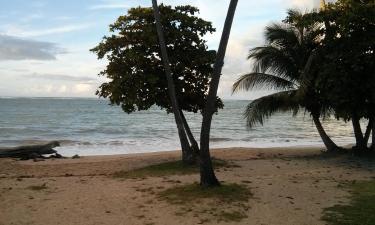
[0,141,60,159]
[180,110,199,157]
[199,0,238,187]
[364,118,372,145]
[312,113,339,152]
[352,114,366,150]
[372,117,375,151]
[152,0,194,164]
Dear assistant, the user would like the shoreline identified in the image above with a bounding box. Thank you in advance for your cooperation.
[54,144,329,158]
[65,145,326,156]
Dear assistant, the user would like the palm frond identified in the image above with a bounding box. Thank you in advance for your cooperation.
[286,9,303,22]
[249,46,299,82]
[297,49,318,97]
[244,90,300,128]
[232,72,296,93]
[265,23,300,47]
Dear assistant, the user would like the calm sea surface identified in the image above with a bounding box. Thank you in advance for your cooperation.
[0,98,360,156]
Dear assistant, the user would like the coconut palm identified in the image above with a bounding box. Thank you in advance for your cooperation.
[232,10,340,152]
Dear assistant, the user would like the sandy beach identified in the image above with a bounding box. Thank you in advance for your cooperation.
[0,147,374,225]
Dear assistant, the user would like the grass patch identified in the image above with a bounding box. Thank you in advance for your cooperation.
[158,183,252,205]
[322,180,375,225]
[220,211,248,222]
[27,183,47,191]
[113,159,238,179]
[158,183,252,222]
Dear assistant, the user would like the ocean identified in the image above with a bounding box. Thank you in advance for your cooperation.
[0,98,359,156]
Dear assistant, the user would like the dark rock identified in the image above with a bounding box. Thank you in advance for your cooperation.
[33,158,45,162]
[0,141,60,159]
[72,154,80,159]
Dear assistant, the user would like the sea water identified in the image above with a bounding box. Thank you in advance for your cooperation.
[0,98,360,156]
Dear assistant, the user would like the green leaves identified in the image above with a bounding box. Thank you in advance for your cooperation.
[236,1,375,129]
[232,73,295,93]
[244,91,300,128]
[91,4,220,114]
[310,0,375,120]
[234,11,322,127]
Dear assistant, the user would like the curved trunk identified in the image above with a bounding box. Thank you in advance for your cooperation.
[200,0,238,187]
[364,118,372,145]
[372,117,375,151]
[152,0,194,165]
[352,114,366,151]
[312,113,339,152]
[180,110,199,157]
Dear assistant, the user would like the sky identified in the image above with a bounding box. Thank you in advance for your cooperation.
[0,0,326,99]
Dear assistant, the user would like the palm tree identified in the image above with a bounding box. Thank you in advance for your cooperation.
[200,0,238,187]
[232,10,340,152]
[151,0,195,164]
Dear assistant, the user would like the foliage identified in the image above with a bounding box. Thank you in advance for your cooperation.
[232,10,323,128]
[306,0,375,121]
[91,5,223,114]
[323,180,375,225]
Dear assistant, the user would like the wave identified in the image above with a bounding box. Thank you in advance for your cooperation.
[210,137,234,142]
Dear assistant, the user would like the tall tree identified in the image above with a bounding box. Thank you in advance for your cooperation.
[91,5,222,163]
[200,0,238,187]
[151,0,193,164]
[232,10,340,152]
[310,0,375,152]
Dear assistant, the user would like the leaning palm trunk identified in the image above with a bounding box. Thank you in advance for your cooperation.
[180,110,199,159]
[200,0,238,187]
[312,113,339,152]
[352,114,366,151]
[364,119,372,145]
[152,0,194,164]
[372,117,375,151]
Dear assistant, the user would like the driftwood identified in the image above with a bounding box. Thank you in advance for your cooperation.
[0,141,60,160]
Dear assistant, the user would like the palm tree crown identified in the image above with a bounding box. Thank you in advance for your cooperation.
[232,10,321,127]
[233,10,340,152]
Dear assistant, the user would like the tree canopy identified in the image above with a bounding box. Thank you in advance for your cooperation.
[91,5,222,114]
[303,0,375,122]
[232,10,323,127]
[235,0,375,152]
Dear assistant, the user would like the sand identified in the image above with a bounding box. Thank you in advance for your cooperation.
[0,147,374,225]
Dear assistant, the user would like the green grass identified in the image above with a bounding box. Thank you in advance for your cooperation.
[220,211,248,222]
[158,183,252,222]
[158,183,252,204]
[27,183,48,191]
[322,180,375,225]
[113,159,238,179]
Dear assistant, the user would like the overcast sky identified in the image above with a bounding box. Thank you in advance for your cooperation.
[0,0,325,99]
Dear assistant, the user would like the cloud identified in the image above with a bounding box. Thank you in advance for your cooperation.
[89,3,132,10]
[73,83,93,93]
[0,35,64,61]
[25,83,97,97]
[5,24,92,37]
[23,73,97,82]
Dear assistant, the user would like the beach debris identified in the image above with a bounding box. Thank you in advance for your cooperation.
[50,153,63,159]
[72,154,80,159]
[0,141,61,160]
[33,158,45,162]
